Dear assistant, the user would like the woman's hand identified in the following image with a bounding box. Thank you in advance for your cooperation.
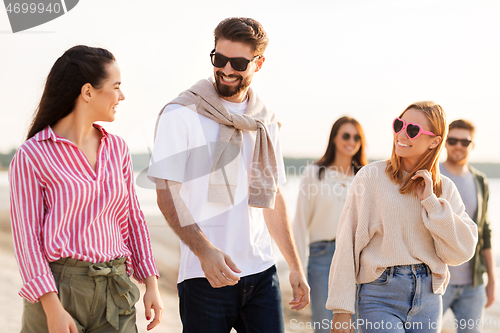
[40,292,79,333]
[144,276,164,331]
[412,169,433,200]
[331,313,354,333]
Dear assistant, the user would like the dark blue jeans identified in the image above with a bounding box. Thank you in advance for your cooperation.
[178,265,285,333]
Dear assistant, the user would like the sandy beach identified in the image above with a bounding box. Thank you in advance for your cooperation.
[1,182,499,333]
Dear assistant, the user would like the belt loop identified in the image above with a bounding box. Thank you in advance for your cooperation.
[426,264,431,276]
[389,266,394,278]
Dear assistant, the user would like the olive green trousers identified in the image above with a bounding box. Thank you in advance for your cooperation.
[21,257,140,333]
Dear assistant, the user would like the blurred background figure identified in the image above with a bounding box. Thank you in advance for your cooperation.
[441,119,495,333]
[293,116,367,333]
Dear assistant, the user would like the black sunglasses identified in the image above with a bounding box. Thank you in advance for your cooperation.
[341,133,361,142]
[210,49,261,72]
[447,137,472,147]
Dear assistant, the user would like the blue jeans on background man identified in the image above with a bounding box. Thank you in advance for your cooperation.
[177,265,284,333]
[442,284,486,333]
[357,263,442,333]
[308,240,357,333]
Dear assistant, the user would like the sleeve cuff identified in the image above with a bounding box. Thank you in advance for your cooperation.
[326,298,355,315]
[19,273,58,304]
[132,257,160,283]
[421,193,442,214]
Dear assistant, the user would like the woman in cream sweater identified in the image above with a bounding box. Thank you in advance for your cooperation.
[327,102,478,333]
[293,116,367,333]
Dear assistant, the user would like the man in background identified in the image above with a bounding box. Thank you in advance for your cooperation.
[441,119,495,332]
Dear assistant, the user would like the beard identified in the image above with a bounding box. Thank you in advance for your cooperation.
[447,150,468,165]
[215,70,251,98]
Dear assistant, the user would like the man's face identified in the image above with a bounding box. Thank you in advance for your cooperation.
[213,39,264,103]
[445,128,474,164]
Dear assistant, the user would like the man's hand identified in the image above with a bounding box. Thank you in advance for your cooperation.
[263,187,310,310]
[157,179,241,288]
[486,279,496,308]
[483,248,496,308]
[331,313,354,333]
[288,267,310,310]
[198,245,241,288]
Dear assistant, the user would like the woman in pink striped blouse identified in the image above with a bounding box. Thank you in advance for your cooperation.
[9,45,163,332]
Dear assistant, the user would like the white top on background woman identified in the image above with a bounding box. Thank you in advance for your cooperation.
[293,116,367,333]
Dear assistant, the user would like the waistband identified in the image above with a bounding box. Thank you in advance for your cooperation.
[387,263,430,276]
[311,239,336,245]
[49,257,127,275]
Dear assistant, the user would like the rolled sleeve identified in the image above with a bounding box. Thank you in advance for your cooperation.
[132,257,159,282]
[19,273,58,304]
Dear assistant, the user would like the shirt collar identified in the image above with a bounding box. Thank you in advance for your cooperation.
[34,124,109,142]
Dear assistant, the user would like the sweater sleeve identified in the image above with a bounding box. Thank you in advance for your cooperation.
[293,166,316,268]
[420,181,478,266]
[326,175,370,314]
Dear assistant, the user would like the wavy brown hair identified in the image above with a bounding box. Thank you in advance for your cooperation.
[214,17,269,56]
[316,116,368,180]
[385,101,447,197]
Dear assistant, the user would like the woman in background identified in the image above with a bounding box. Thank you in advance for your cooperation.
[293,116,367,333]
[9,45,163,332]
[327,101,478,333]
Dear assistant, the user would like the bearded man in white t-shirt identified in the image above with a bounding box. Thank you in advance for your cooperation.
[148,17,309,333]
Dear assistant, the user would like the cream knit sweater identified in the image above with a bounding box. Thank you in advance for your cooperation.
[326,160,478,314]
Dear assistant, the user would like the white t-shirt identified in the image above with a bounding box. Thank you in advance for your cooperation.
[148,98,286,283]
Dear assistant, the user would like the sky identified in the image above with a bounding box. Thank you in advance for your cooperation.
[1,0,499,162]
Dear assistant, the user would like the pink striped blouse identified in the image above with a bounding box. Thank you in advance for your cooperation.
[9,125,159,303]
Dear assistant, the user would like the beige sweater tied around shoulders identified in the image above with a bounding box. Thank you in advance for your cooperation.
[157,77,280,209]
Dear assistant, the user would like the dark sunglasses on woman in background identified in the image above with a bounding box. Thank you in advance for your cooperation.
[341,133,361,142]
[210,49,261,72]
[447,137,472,147]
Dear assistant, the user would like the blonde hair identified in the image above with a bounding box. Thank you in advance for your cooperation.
[385,101,447,197]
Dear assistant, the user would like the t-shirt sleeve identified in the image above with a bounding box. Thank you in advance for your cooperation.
[148,105,190,183]
[268,123,286,186]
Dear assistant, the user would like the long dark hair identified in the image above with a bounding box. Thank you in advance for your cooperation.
[316,116,368,180]
[27,45,115,140]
